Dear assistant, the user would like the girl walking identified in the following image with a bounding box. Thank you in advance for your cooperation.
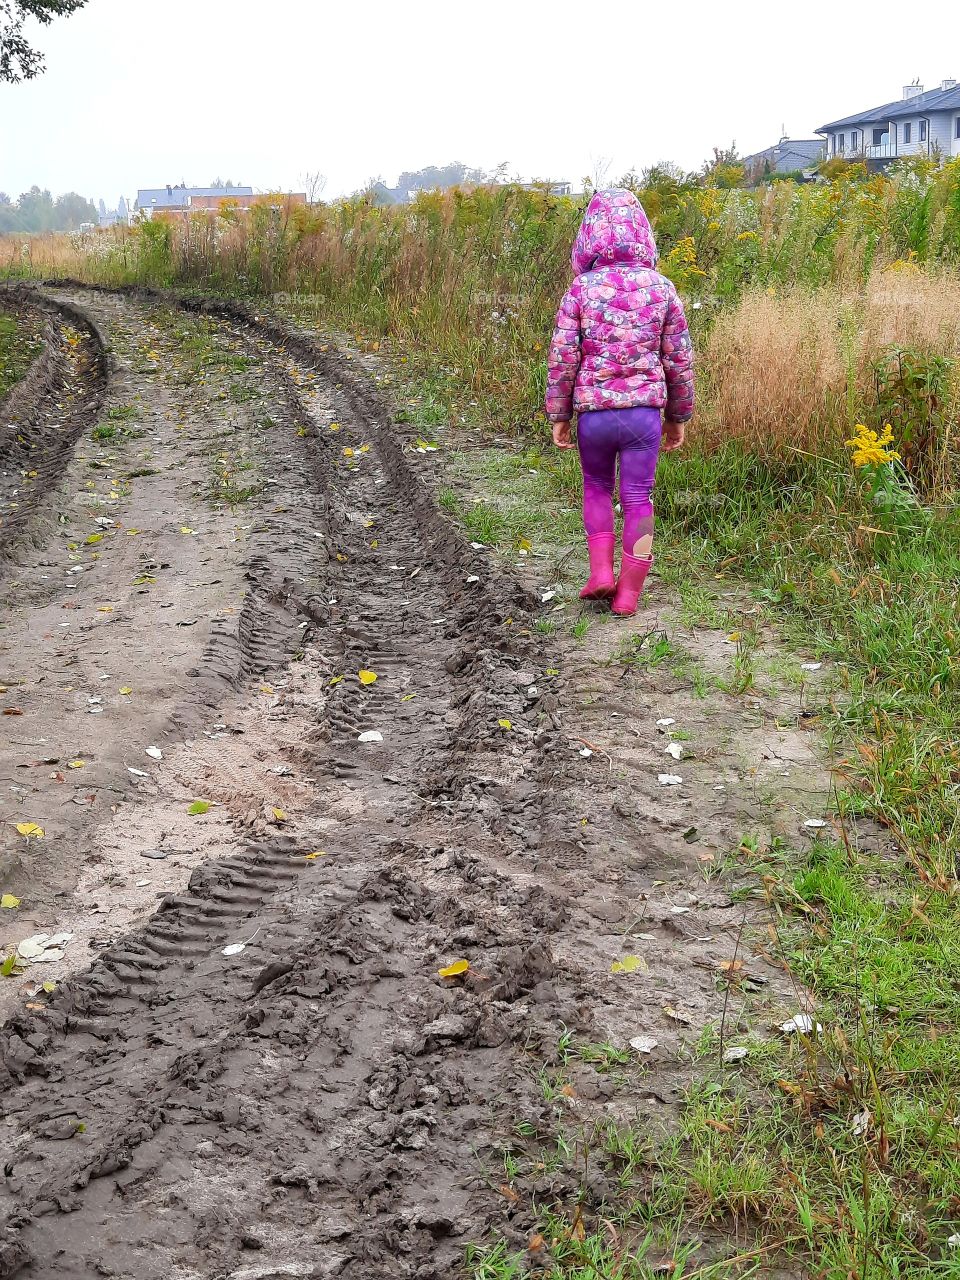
[546,189,694,616]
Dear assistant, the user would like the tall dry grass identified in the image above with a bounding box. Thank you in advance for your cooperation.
[701,269,960,465]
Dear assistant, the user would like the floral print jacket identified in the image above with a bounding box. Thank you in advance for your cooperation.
[545,189,694,424]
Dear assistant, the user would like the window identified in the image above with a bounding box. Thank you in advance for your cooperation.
[873,127,887,145]
[920,119,928,141]
[838,133,845,152]
[904,122,912,143]
[851,130,858,150]
[956,116,960,139]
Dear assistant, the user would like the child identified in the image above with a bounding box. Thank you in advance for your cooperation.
[545,188,694,616]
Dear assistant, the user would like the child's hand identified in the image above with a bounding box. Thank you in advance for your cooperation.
[663,420,686,452]
[552,420,574,449]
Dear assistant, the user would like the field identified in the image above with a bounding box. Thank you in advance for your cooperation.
[0,164,958,1278]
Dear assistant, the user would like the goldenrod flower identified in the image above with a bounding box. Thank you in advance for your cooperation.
[844,422,901,468]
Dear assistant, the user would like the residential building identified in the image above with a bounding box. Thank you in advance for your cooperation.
[818,79,960,163]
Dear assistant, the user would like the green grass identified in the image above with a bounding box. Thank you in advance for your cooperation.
[0,312,42,399]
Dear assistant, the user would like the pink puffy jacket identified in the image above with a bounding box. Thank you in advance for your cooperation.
[545,189,694,424]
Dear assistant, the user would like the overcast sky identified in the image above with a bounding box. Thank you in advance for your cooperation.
[0,0,954,205]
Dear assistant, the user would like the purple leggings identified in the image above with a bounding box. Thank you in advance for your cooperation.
[577,407,661,553]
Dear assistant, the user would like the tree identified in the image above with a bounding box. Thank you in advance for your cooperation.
[0,1,87,82]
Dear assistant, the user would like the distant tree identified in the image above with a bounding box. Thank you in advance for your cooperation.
[0,0,87,82]
[54,190,97,228]
[98,197,106,218]
[0,191,10,204]
[117,195,127,219]
[300,170,327,203]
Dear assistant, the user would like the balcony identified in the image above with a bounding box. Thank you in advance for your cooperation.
[865,142,898,158]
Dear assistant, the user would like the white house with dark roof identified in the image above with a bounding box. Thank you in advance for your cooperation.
[818,79,960,162]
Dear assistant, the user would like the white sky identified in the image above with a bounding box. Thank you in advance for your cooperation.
[0,0,955,205]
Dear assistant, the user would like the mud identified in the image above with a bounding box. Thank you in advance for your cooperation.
[0,286,836,1279]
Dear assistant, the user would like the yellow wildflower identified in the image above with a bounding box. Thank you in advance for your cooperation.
[844,422,900,468]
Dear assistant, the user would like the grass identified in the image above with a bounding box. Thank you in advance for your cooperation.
[0,311,42,398]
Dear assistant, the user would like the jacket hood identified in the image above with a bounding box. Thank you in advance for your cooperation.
[571,188,658,275]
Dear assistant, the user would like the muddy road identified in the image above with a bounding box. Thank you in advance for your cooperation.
[0,286,825,1278]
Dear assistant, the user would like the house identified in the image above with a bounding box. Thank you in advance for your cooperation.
[818,79,960,164]
[135,184,254,218]
[741,137,825,179]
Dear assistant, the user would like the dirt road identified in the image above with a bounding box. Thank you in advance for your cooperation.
[0,286,826,1278]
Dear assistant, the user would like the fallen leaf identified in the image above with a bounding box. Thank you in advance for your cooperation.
[664,742,683,760]
[119,686,133,695]
[304,851,326,861]
[67,759,85,769]
[658,773,683,786]
[222,926,260,957]
[779,1013,823,1035]
[187,800,210,815]
[15,822,44,839]
[358,669,378,685]
[704,1118,733,1134]
[438,959,470,979]
[1,894,20,909]
[611,954,646,974]
[498,719,512,730]
[656,717,676,727]
[329,675,344,686]
[272,807,286,822]
[0,955,16,977]
[804,818,828,829]
[2,707,23,716]
[145,746,163,760]
[726,631,741,643]
[723,1046,749,1063]
[85,533,103,545]
[629,1034,658,1054]
[41,980,56,993]
[401,693,417,702]
[663,1005,692,1025]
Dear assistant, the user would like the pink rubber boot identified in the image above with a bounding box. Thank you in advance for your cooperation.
[579,533,616,600]
[612,552,653,616]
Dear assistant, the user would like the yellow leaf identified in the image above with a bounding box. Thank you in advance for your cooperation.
[358,670,378,685]
[726,632,741,643]
[126,529,140,536]
[85,533,103,545]
[260,684,274,694]
[401,693,417,701]
[370,540,379,549]
[516,536,532,551]
[41,980,56,993]
[438,959,470,979]
[336,553,348,562]
[97,606,114,613]
[119,686,133,695]
[272,807,286,822]
[180,526,196,535]
[67,759,85,769]
[498,719,512,730]
[611,954,646,975]
[358,444,370,454]
[329,675,344,686]
[0,894,20,909]
[304,851,326,861]
[15,823,44,839]
[329,422,340,431]
[343,447,355,458]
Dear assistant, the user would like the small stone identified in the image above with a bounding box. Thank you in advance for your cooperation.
[140,849,168,860]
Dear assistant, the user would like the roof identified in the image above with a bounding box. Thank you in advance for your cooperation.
[136,185,254,209]
[819,84,960,131]
[742,139,825,169]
